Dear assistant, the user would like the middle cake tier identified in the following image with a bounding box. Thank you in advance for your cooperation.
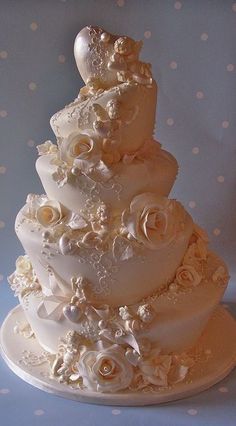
[15,192,193,307]
[36,142,178,212]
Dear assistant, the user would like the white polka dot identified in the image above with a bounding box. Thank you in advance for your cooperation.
[174,1,182,10]
[188,201,196,209]
[218,386,228,393]
[0,50,8,59]
[0,166,6,174]
[217,175,225,183]
[192,147,199,154]
[170,61,178,70]
[27,139,35,147]
[34,409,44,416]
[30,22,38,31]
[0,274,3,281]
[227,64,234,72]
[187,409,198,416]
[144,31,151,39]
[28,82,37,91]
[0,221,5,229]
[112,409,121,415]
[222,121,229,128]
[200,33,208,41]
[117,0,124,6]
[196,91,204,99]
[0,388,10,394]
[213,228,221,236]
[232,3,236,12]
[58,54,66,63]
[0,110,7,118]
[166,118,174,126]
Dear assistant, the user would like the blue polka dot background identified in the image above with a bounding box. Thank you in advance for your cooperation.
[0,1,236,425]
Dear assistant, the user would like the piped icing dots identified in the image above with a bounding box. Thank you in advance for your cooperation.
[213,228,221,236]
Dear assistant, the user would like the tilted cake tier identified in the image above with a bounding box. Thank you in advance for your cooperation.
[17,251,227,354]
[15,190,193,307]
[36,144,178,212]
[8,26,231,394]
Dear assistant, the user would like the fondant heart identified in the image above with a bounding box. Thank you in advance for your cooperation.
[63,304,82,323]
[74,26,118,87]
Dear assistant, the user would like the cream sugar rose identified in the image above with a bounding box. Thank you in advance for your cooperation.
[8,26,229,394]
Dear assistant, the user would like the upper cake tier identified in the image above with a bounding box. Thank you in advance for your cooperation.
[50,26,157,155]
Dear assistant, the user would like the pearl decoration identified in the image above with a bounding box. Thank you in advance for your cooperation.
[42,231,50,239]
[71,166,80,176]
[98,319,107,329]
[100,32,110,43]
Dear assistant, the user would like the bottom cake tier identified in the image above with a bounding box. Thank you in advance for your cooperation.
[8,247,230,393]
[1,304,236,403]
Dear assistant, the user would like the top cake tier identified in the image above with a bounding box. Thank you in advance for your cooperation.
[50,26,157,156]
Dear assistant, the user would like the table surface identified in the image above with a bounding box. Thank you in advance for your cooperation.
[0,282,236,426]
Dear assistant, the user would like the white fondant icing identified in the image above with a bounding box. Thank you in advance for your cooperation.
[7,26,231,394]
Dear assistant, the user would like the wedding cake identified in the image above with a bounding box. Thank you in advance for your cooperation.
[8,26,230,395]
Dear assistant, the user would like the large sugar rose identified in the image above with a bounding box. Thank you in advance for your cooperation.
[175,264,202,287]
[78,343,133,392]
[60,132,101,170]
[36,200,64,228]
[15,255,32,276]
[122,193,186,250]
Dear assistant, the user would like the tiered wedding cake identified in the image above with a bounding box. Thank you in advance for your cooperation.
[8,26,230,394]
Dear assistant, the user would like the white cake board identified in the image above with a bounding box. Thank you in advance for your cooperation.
[1,305,236,406]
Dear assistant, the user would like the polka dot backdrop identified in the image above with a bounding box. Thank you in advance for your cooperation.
[0,1,236,425]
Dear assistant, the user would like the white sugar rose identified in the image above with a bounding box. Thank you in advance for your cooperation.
[175,264,202,288]
[15,255,32,276]
[36,200,64,228]
[122,193,186,250]
[60,132,101,170]
[78,344,133,392]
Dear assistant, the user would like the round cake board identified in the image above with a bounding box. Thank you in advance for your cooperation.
[1,304,236,406]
